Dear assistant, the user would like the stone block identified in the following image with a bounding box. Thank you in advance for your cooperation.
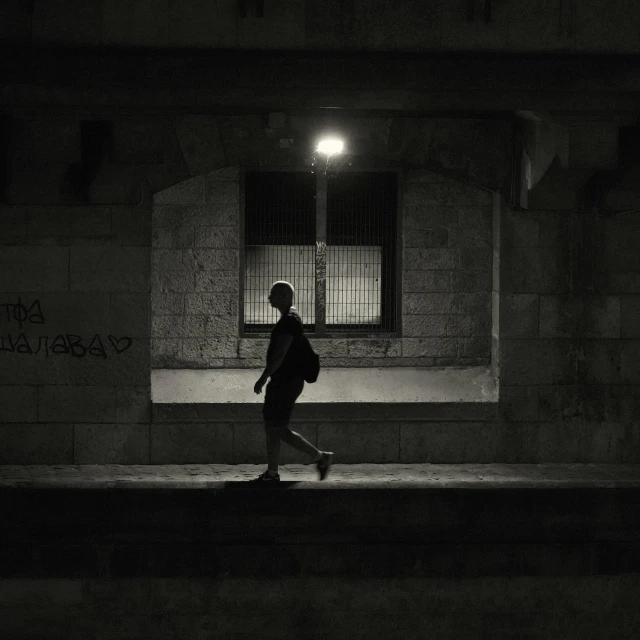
[621,296,640,338]
[309,340,348,358]
[174,115,226,176]
[501,339,574,385]
[402,315,448,337]
[111,294,151,338]
[403,270,450,293]
[74,423,149,464]
[200,315,238,338]
[580,297,620,338]
[620,341,640,384]
[111,118,165,165]
[578,340,622,385]
[458,247,492,273]
[183,338,238,362]
[458,205,493,229]
[537,212,570,247]
[317,422,400,463]
[0,348,69,385]
[29,206,112,245]
[152,225,195,249]
[453,292,491,315]
[403,293,456,315]
[116,386,151,423]
[499,385,539,421]
[0,423,73,463]
[108,339,150,386]
[0,206,28,245]
[568,123,618,170]
[501,247,570,294]
[195,227,239,248]
[404,203,458,228]
[458,336,491,359]
[112,203,152,246]
[234,422,317,464]
[446,314,491,337]
[150,423,234,463]
[540,296,620,339]
[206,167,239,182]
[224,358,263,368]
[347,339,402,358]
[501,294,539,338]
[70,247,150,293]
[185,293,237,316]
[86,164,146,205]
[449,226,492,249]
[152,316,184,338]
[538,385,620,423]
[0,247,69,292]
[8,165,69,205]
[29,292,111,336]
[238,339,269,359]
[38,385,117,423]
[402,338,457,358]
[22,119,81,166]
[152,205,187,227]
[152,249,183,271]
[405,248,458,270]
[404,227,449,248]
[506,211,539,247]
[184,248,238,271]
[153,176,205,205]
[151,339,182,367]
[450,270,491,292]
[153,270,195,293]
[151,293,184,315]
[539,294,581,343]
[194,270,239,293]
[400,422,499,463]
[204,178,240,207]
[0,385,38,422]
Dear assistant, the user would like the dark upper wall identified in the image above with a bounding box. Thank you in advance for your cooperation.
[1,0,640,54]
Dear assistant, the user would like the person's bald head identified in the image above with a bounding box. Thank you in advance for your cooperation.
[269,280,294,310]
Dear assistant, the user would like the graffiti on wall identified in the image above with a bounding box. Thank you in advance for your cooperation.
[0,297,133,358]
[315,241,326,322]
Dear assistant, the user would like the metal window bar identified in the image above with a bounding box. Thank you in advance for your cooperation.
[326,171,397,332]
[243,170,397,334]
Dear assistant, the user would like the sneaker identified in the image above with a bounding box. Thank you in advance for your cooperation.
[250,470,280,483]
[316,452,334,481]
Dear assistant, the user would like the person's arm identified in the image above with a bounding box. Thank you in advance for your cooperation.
[254,334,294,393]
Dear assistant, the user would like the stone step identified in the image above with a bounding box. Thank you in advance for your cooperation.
[1,464,639,579]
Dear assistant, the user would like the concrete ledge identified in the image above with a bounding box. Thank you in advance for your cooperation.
[151,366,498,404]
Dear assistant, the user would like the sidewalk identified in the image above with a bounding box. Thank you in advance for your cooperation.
[1,463,639,488]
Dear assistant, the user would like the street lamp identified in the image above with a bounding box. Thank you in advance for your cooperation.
[316,137,344,157]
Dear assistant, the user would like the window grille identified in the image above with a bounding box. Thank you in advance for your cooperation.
[243,170,397,335]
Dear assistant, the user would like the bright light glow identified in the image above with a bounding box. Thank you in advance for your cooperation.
[316,137,344,156]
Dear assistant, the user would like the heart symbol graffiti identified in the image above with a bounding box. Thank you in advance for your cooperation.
[108,335,133,354]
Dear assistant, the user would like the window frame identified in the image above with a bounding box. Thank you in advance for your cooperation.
[239,166,403,339]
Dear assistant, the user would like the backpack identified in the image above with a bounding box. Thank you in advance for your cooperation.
[299,334,320,383]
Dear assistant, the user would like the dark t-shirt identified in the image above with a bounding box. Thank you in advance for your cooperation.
[267,310,304,382]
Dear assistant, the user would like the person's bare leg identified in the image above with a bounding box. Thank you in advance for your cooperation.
[278,425,321,461]
[265,423,282,472]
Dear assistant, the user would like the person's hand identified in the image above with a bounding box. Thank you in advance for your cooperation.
[254,377,266,394]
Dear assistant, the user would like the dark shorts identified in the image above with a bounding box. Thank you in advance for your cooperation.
[262,376,305,424]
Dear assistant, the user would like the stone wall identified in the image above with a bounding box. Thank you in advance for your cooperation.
[1,56,639,462]
[150,155,493,369]
[3,0,640,53]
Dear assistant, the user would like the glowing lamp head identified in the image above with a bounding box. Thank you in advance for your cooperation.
[316,137,344,156]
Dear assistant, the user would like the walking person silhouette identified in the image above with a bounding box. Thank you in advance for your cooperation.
[252,280,333,482]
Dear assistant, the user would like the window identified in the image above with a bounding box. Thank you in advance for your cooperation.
[242,170,398,335]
